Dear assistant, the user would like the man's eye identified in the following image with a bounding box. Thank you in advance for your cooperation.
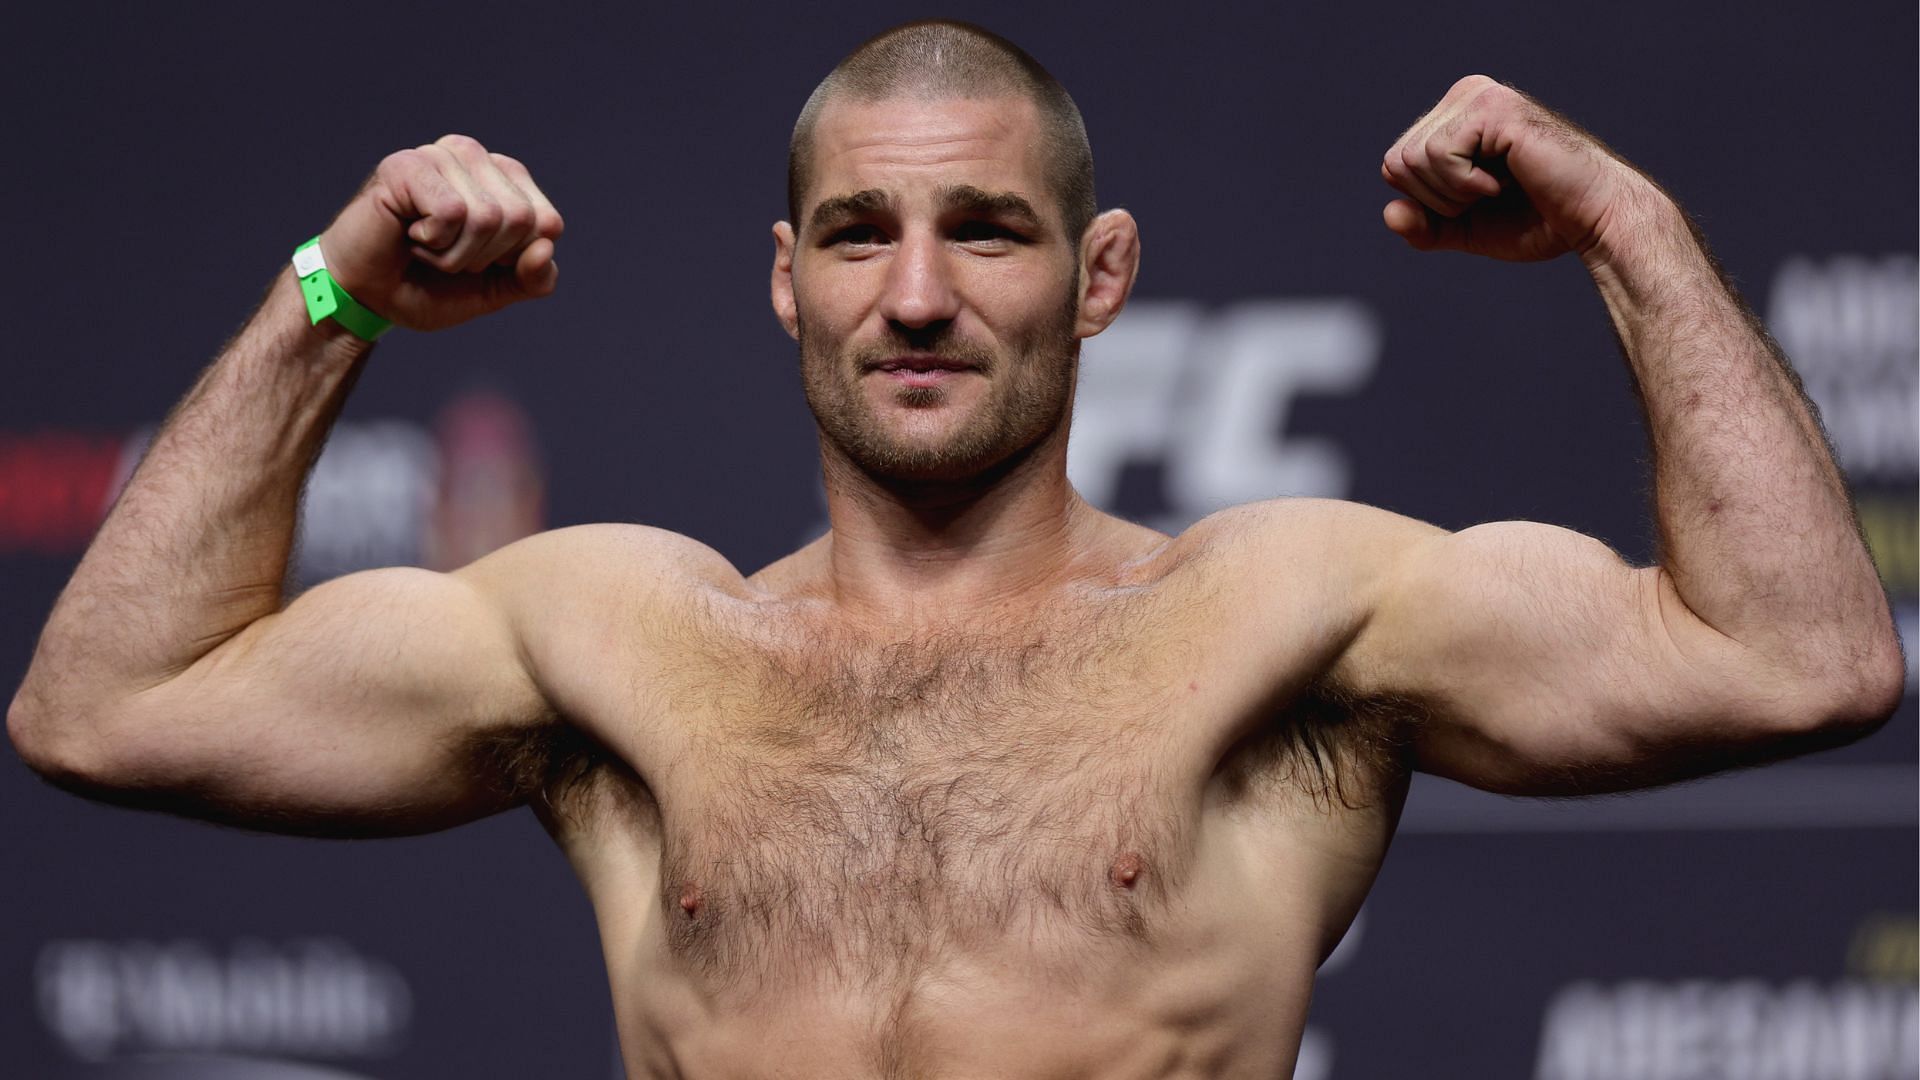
[830,225,886,246]
[954,221,1016,243]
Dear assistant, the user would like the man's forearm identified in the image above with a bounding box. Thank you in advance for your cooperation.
[1584,186,1900,694]
[11,267,373,750]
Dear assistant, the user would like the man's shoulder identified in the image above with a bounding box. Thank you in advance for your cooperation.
[456,523,750,610]
[1168,497,1445,582]
[1116,498,1450,666]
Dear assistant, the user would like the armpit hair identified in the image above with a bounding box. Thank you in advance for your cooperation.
[463,717,616,826]
[1223,673,1421,813]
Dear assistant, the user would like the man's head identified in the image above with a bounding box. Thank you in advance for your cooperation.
[771,20,1139,487]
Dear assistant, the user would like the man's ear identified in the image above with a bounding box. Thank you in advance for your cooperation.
[1073,209,1141,340]
[771,220,799,340]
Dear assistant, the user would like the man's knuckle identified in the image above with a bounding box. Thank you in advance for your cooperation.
[536,209,566,238]
[467,197,503,231]
[501,201,535,232]
[416,144,461,175]
[435,132,485,156]
[1485,84,1526,115]
[377,149,417,176]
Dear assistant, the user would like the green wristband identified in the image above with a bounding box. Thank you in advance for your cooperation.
[292,236,394,341]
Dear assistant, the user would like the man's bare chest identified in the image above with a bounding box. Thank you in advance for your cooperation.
[551,580,1389,992]
[635,596,1182,968]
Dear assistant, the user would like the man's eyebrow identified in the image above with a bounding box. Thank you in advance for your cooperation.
[938,185,1042,227]
[807,189,894,236]
[803,185,1046,237]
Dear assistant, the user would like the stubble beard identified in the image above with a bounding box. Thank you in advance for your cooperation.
[798,286,1081,486]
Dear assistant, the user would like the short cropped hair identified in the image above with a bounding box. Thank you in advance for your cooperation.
[787,20,1098,248]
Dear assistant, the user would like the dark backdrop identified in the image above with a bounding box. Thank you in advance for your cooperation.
[3,3,1914,1077]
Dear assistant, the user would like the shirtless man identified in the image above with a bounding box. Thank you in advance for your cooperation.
[6,20,1904,1079]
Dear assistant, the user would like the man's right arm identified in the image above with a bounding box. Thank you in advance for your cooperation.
[6,136,573,836]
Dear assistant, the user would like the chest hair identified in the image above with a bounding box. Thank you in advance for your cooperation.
[651,594,1202,990]
[489,581,1404,992]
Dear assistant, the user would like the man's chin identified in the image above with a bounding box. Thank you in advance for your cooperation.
[855,446,995,485]
[832,427,1010,486]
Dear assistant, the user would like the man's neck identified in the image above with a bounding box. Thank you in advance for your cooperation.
[816,427,1110,625]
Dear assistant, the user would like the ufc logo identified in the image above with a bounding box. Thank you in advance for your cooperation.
[1069,299,1381,529]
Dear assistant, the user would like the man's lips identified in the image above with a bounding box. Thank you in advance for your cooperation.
[865,355,981,390]
[867,355,978,373]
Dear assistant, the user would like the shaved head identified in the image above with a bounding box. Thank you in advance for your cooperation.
[787,20,1097,248]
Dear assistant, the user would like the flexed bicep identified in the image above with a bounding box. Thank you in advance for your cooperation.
[43,562,559,837]
[1332,520,1865,795]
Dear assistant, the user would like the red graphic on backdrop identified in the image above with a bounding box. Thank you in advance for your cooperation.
[428,391,546,571]
[0,433,124,554]
[0,392,545,569]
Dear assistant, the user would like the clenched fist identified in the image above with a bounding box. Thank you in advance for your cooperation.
[318,134,565,332]
[1379,76,1666,263]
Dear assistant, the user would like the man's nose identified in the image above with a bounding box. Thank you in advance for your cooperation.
[877,231,960,330]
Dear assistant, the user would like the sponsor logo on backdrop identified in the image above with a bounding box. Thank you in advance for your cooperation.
[0,390,543,582]
[35,938,410,1066]
[1533,978,1918,1080]
[1533,914,1920,1080]
[1850,914,1920,983]
[1768,254,1918,483]
[1068,299,1379,529]
[1768,253,1919,689]
[50,1059,382,1079]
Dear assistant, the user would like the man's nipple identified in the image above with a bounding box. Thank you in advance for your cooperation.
[1108,852,1145,890]
[678,883,703,918]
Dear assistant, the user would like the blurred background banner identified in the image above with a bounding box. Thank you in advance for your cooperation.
[2,2,1913,1077]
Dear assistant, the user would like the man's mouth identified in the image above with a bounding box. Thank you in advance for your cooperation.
[870,355,977,373]
[867,355,979,389]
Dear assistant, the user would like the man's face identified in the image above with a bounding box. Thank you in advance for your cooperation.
[782,95,1083,484]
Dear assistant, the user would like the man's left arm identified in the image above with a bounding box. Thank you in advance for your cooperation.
[1331,76,1905,795]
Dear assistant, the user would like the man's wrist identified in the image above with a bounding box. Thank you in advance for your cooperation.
[1578,175,1689,279]
[293,236,394,342]
[274,266,378,362]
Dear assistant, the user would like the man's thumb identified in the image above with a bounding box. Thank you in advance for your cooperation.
[1382,199,1460,252]
[512,238,560,298]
